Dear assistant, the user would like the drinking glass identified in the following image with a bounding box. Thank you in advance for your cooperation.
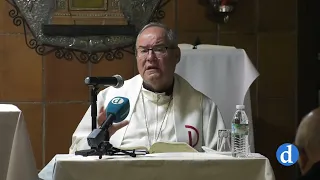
[217,129,231,152]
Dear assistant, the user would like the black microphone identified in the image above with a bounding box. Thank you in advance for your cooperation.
[87,96,130,148]
[84,75,124,88]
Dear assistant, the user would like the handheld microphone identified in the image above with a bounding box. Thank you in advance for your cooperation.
[87,97,130,148]
[84,74,124,88]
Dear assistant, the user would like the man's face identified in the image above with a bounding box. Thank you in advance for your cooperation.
[135,26,180,89]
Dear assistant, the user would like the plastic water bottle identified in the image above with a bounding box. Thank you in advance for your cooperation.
[231,105,249,157]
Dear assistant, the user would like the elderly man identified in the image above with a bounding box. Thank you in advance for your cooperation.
[295,107,320,179]
[69,22,225,153]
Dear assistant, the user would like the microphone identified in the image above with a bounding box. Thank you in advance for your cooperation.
[87,96,130,148]
[84,74,124,88]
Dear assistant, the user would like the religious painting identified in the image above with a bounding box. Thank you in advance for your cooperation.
[51,0,127,25]
[70,0,105,9]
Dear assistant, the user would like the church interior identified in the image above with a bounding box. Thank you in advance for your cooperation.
[0,0,319,179]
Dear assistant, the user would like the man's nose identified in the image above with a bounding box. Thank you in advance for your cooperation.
[146,50,157,60]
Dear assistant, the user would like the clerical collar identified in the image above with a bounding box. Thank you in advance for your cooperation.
[142,80,174,96]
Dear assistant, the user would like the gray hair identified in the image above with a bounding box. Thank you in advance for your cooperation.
[136,22,178,47]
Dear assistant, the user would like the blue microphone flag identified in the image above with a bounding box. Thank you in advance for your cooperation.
[106,97,130,123]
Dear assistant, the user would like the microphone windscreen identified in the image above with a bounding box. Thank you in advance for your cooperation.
[112,75,124,88]
[106,97,130,123]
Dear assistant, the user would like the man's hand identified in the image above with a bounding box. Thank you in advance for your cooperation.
[97,106,107,126]
[97,106,129,137]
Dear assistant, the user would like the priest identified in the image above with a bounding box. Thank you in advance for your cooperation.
[69,22,225,153]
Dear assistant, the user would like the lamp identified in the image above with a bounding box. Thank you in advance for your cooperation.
[208,0,238,23]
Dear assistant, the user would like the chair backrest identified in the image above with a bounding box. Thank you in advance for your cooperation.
[178,43,194,49]
[175,45,259,152]
[196,44,236,49]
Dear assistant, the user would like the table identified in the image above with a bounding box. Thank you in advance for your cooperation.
[0,104,38,180]
[39,152,275,180]
[175,48,259,152]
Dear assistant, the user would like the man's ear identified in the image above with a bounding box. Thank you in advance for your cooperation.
[174,47,181,64]
[299,151,309,174]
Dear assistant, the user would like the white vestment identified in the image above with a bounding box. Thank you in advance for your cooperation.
[69,74,225,153]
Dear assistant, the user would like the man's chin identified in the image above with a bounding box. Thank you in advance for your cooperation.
[144,73,161,81]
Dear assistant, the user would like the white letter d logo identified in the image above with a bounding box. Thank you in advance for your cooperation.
[280,145,293,163]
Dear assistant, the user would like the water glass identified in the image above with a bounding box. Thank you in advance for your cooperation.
[217,129,231,152]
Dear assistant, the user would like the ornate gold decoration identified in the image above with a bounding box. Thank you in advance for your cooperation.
[6,0,171,63]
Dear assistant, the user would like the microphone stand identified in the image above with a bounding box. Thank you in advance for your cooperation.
[94,131,139,159]
[75,84,145,159]
[74,85,99,156]
[91,86,98,132]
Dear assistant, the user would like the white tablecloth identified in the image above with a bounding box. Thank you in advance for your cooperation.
[39,152,275,180]
[175,48,259,152]
[0,104,38,180]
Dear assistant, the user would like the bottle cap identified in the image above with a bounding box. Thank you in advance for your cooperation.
[236,105,245,109]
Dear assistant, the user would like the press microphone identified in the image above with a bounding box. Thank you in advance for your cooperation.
[84,74,124,88]
[87,96,130,148]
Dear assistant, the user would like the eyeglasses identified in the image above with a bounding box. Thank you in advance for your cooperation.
[136,45,174,57]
